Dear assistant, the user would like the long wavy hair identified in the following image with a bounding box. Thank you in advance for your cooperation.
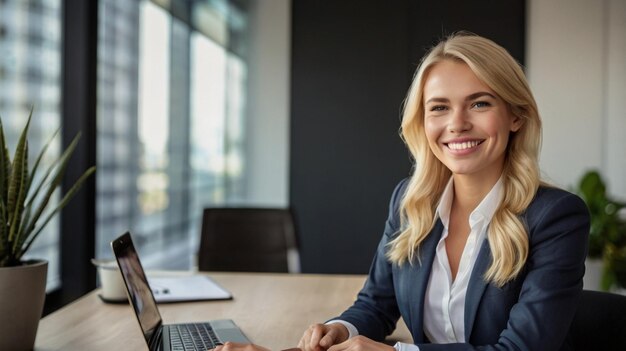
[387,33,542,287]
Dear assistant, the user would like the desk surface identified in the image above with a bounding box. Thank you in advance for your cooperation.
[35,272,412,350]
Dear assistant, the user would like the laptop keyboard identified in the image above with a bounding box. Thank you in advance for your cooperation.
[169,323,221,350]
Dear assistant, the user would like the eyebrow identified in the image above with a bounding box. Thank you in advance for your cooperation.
[425,91,497,105]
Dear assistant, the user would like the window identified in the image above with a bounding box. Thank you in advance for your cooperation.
[0,0,63,291]
[96,0,248,269]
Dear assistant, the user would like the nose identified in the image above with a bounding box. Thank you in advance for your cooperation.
[448,109,471,133]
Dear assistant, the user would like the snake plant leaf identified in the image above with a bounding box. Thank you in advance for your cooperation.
[10,148,29,255]
[25,128,62,208]
[0,119,8,259]
[15,193,33,255]
[0,199,6,261]
[7,111,31,227]
[20,165,95,257]
[7,140,29,245]
[0,118,10,203]
[26,127,60,198]
[24,132,81,238]
[3,144,10,200]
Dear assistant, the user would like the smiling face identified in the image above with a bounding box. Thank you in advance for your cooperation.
[422,60,522,184]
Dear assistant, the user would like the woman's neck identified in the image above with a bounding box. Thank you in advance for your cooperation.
[452,172,502,212]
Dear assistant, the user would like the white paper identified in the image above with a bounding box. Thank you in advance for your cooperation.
[146,275,232,303]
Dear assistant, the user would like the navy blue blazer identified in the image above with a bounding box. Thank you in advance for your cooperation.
[337,179,590,350]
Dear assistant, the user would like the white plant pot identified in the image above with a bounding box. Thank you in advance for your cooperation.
[0,260,47,351]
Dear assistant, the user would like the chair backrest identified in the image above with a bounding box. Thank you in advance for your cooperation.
[198,208,298,273]
[568,289,626,350]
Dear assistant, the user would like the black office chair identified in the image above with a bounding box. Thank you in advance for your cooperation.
[198,208,299,273]
[568,289,626,350]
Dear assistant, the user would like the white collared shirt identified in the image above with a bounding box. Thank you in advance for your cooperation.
[422,177,502,344]
[330,177,503,351]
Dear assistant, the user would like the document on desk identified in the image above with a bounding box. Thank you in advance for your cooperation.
[146,275,233,303]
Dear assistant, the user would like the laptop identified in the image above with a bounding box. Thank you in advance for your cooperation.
[111,232,251,350]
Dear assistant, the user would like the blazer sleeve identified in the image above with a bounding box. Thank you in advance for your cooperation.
[418,190,590,351]
[332,178,409,341]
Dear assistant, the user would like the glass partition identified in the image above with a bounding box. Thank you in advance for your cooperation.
[96,0,248,269]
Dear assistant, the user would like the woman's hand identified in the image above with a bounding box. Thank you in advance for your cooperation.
[298,323,349,351]
[209,341,269,351]
[328,336,395,351]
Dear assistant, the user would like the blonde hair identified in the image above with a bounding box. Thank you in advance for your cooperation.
[387,33,542,287]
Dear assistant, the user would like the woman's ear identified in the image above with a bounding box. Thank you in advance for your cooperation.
[510,114,524,132]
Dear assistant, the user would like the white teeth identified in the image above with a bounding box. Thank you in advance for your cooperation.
[448,140,481,150]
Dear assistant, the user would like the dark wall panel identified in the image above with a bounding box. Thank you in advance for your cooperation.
[291,0,526,274]
[408,1,526,67]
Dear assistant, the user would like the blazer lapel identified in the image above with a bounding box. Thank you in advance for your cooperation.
[464,239,492,340]
[403,219,443,342]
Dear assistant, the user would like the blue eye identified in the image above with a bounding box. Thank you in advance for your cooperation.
[430,105,447,112]
[472,101,491,108]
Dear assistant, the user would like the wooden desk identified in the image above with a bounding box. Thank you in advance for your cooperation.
[35,272,412,350]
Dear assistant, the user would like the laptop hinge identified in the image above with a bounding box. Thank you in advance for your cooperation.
[149,324,164,351]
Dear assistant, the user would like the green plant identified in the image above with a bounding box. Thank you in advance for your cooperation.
[0,110,95,267]
[576,170,626,290]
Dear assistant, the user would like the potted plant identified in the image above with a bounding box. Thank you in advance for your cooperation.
[0,110,95,350]
[576,170,626,291]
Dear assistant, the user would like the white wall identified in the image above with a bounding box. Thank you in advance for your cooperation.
[605,0,626,199]
[527,0,626,199]
[244,0,291,206]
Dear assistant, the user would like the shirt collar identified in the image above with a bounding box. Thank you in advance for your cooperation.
[435,176,504,229]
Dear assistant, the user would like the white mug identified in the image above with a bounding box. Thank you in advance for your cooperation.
[92,259,127,301]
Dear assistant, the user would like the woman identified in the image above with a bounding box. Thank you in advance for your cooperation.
[210,33,590,351]
[297,33,589,350]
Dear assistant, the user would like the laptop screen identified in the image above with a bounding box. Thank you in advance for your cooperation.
[112,232,162,345]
